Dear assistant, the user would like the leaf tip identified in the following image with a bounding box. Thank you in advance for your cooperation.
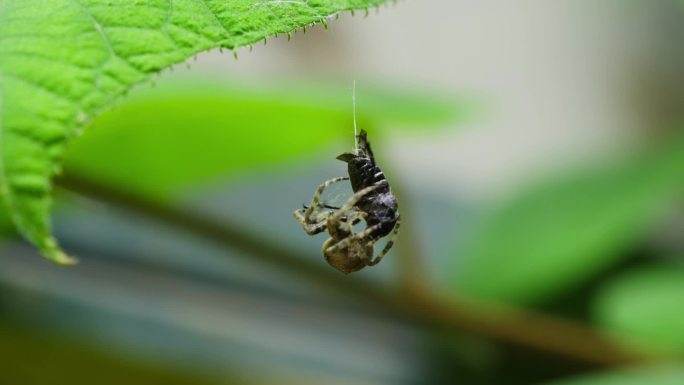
[42,237,78,266]
[49,251,78,266]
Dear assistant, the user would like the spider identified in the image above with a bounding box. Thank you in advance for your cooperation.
[293,129,401,274]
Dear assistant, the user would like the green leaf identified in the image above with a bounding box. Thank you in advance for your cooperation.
[0,0,389,263]
[452,134,684,304]
[592,265,684,354]
[64,77,466,199]
[63,80,346,198]
[543,365,684,385]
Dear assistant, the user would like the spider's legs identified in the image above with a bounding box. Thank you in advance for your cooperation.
[329,180,388,224]
[326,180,386,241]
[305,176,349,219]
[368,216,401,266]
[328,210,367,240]
[293,210,333,235]
[293,176,349,235]
[303,204,341,210]
[326,222,382,255]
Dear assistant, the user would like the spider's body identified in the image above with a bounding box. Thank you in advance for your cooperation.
[293,129,400,274]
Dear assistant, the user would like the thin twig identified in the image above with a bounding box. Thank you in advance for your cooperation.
[54,172,650,367]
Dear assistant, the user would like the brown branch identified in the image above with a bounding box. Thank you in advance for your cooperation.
[54,172,651,368]
[385,172,430,294]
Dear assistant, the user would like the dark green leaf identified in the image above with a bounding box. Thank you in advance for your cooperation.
[453,134,684,304]
[592,265,684,354]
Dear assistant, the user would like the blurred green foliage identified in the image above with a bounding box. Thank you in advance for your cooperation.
[545,365,684,385]
[64,78,465,199]
[592,265,684,354]
[453,133,684,304]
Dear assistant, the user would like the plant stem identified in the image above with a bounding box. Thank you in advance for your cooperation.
[54,172,649,367]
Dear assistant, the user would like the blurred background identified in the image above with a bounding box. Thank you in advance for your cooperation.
[1,0,684,384]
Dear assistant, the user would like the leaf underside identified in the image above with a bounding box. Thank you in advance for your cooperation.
[0,0,389,264]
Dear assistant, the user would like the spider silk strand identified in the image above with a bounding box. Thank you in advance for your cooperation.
[353,80,358,150]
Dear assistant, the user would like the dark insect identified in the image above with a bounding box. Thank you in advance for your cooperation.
[293,129,401,274]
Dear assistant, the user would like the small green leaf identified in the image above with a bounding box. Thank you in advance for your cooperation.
[543,365,684,385]
[592,265,684,354]
[64,80,347,198]
[452,134,684,304]
[64,78,466,199]
[0,0,389,263]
